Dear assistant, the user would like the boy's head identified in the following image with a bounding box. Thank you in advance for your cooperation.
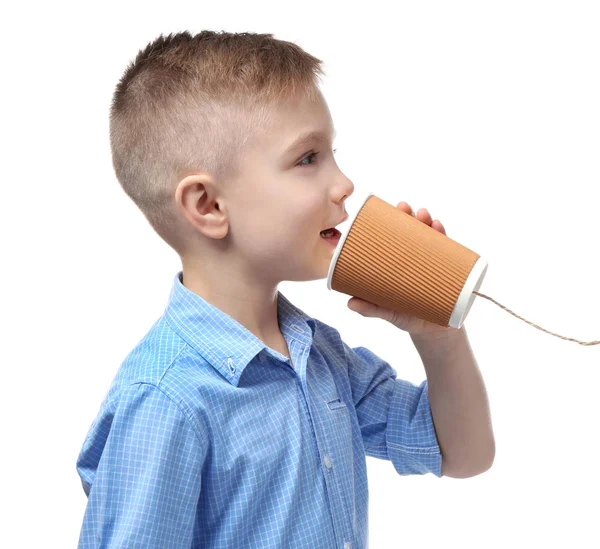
[109,31,354,286]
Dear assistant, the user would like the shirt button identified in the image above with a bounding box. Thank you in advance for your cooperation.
[324,455,333,469]
[344,543,352,549]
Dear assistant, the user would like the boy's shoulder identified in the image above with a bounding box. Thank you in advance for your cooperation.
[113,316,186,385]
[103,315,210,404]
[102,304,351,406]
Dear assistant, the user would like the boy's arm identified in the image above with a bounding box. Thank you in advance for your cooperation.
[410,326,495,478]
[343,342,443,477]
[77,383,208,548]
[346,202,494,478]
[346,307,494,479]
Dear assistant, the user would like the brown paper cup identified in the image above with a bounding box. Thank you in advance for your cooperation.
[326,193,488,328]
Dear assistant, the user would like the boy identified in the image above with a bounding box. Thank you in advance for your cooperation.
[76,30,495,548]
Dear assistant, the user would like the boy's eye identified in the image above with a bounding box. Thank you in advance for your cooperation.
[298,149,337,167]
[299,152,319,166]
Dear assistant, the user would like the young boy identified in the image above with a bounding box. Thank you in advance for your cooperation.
[76,30,495,548]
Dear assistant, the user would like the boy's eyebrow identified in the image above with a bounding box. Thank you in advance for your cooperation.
[282,129,337,156]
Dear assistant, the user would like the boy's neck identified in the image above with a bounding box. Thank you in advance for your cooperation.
[180,265,284,345]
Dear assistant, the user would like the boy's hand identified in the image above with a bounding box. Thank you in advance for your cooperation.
[347,201,456,337]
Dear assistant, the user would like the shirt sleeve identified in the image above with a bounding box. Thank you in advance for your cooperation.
[76,382,208,548]
[343,342,442,477]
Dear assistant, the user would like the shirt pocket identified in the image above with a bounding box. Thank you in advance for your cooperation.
[327,397,347,411]
[322,396,353,459]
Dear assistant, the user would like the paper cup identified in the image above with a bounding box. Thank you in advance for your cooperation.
[326,193,488,329]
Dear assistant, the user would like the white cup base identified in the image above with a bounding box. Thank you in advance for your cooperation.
[449,257,488,329]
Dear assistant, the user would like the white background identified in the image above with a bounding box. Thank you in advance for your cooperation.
[2,1,599,547]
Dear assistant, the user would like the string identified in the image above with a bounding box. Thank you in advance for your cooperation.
[473,291,600,346]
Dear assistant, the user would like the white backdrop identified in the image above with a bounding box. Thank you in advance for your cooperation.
[3,1,599,547]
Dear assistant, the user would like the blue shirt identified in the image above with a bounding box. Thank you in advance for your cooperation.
[76,271,442,548]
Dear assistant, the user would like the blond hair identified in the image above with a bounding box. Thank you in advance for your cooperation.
[109,30,325,255]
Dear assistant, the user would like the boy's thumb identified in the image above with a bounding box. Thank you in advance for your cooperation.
[348,298,369,316]
[348,297,397,324]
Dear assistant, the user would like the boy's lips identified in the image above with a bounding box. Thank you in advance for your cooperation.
[319,213,348,248]
[320,213,349,233]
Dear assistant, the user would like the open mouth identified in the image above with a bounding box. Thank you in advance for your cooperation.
[320,228,340,239]
[320,227,342,245]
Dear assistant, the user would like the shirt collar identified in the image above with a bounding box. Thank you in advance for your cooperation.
[164,271,316,386]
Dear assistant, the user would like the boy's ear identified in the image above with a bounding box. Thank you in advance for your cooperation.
[175,173,229,239]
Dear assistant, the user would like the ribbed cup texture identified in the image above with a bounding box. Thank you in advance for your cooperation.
[331,195,480,327]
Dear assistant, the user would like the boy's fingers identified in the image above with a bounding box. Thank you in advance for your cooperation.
[396,202,446,234]
[416,208,433,225]
[432,220,446,234]
[396,202,414,216]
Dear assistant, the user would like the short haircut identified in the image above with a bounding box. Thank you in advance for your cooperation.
[109,30,325,254]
